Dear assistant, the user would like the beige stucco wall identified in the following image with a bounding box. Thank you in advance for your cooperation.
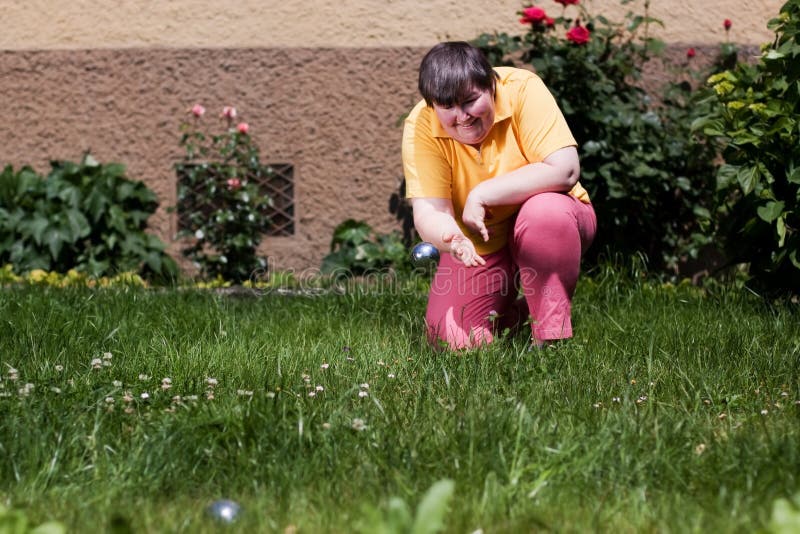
[1,0,784,50]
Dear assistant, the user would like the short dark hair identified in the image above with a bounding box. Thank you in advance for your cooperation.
[418,41,498,107]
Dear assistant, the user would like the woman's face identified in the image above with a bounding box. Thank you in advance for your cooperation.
[433,87,495,148]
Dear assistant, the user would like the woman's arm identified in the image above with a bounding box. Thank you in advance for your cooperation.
[411,197,486,267]
[461,146,580,241]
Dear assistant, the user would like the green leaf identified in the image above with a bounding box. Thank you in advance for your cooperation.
[30,521,67,534]
[768,494,800,534]
[736,165,760,195]
[410,479,455,534]
[776,216,787,247]
[44,226,71,259]
[757,201,786,223]
[65,208,91,239]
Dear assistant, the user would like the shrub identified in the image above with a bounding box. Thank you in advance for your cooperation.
[321,219,411,276]
[174,105,273,283]
[473,0,720,274]
[0,153,178,282]
[693,0,800,293]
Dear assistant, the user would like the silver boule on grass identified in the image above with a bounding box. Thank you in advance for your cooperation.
[411,241,440,269]
[206,499,241,523]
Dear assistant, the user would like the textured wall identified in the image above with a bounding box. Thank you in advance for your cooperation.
[0,0,786,273]
[0,47,422,271]
[1,0,784,49]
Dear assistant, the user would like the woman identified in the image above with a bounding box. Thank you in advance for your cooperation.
[402,41,596,350]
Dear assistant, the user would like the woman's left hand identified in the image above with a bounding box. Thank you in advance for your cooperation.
[462,190,491,242]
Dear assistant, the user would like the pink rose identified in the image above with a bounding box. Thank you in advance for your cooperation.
[520,6,547,24]
[190,104,205,117]
[221,106,237,119]
[686,47,696,59]
[237,122,249,134]
[724,18,732,30]
[566,25,591,45]
[555,0,580,5]
[226,177,242,190]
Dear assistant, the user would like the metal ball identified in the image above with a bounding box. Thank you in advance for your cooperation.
[411,242,440,268]
[207,499,241,523]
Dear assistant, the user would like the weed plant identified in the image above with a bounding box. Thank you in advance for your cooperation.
[0,272,798,532]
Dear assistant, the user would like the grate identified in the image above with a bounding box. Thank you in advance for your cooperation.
[176,163,294,237]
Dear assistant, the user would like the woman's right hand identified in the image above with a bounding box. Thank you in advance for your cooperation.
[442,232,486,267]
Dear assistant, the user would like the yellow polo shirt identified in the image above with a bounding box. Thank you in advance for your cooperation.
[402,66,589,255]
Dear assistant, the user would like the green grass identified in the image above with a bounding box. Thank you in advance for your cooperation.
[0,272,798,533]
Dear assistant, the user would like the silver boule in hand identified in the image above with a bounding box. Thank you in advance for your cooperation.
[411,242,440,268]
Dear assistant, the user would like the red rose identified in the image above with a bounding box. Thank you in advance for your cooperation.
[237,122,249,135]
[226,177,242,190]
[520,6,547,24]
[566,25,591,44]
[546,17,555,27]
[724,19,732,30]
[555,0,580,5]
[686,47,696,58]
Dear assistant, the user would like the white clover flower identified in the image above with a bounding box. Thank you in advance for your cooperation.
[266,391,276,399]
[320,363,330,370]
[112,380,123,388]
[161,378,173,391]
[105,396,115,404]
[55,365,64,372]
[103,352,113,360]
[186,395,199,402]
[236,389,253,397]
[612,397,621,403]
[308,391,316,397]
[194,229,205,240]
[91,358,103,370]
[358,390,368,398]
[315,385,324,392]
[50,387,61,394]
[206,377,218,387]
[123,391,133,403]
[387,373,396,379]
[206,391,215,400]
[760,409,769,416]
[322,422,331,430]
[138,374,150,381]
[360,383,369,390]
[124,406,135,414]
[140,392,150,400]
[351,418,367,431]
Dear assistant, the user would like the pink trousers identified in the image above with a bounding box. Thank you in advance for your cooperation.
[426,192,596,349]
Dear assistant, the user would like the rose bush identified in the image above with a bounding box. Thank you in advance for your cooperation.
[174,105,273,282]
[473,0,724,275]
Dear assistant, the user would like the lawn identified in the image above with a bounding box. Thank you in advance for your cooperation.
[1,270,798,533]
